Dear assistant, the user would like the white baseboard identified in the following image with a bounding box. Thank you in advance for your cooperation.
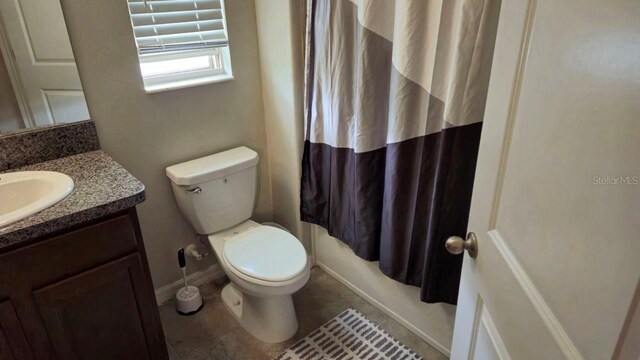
[316,262,451,357]
[154,264,226,305]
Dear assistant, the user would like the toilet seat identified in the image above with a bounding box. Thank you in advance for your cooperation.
[222,225,307,283]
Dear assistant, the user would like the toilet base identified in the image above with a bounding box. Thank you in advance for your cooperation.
[221,283,298,343]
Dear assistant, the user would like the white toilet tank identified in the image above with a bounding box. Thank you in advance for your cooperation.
[166,147,259,235]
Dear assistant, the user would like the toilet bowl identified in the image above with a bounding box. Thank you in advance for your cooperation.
[209,220,309,342]
[166,146,310,343]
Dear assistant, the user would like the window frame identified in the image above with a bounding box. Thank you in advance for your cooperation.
[126,0,234,93]
[139,46,234,93]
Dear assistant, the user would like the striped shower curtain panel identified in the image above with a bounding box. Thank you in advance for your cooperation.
[301,0,500,304]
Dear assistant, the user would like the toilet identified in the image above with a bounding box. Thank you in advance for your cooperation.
[166,146,310,343]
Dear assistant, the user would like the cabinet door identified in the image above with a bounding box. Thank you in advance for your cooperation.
[0,301,33,360]
[33,254,162,360]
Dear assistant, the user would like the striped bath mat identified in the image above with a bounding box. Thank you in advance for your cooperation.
[274,308,422,360]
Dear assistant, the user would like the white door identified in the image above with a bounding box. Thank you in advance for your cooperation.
[449,0,640,359]
[0,0,88,127]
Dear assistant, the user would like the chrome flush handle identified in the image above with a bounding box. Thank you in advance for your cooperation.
[184,187,202,194]
[445,232,478,258]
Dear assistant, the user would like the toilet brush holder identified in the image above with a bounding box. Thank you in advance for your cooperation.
[176,248,203,315]
[176,285,203,315]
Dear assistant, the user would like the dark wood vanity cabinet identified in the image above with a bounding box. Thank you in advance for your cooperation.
[0,209,168,360]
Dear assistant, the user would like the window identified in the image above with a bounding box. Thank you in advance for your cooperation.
[127,0,233,93]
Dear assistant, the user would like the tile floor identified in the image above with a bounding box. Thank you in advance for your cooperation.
[159,267,448,360]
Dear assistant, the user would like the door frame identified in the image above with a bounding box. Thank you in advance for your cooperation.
[0,11,34,128]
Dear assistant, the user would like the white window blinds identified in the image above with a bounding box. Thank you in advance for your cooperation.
[127,0,228,55]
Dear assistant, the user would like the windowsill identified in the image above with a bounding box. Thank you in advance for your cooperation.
[144,73,234,94]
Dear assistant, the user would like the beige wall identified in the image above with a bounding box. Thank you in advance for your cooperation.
[60,0,273,289]
[0,54,23,133]
[255,0,309,248]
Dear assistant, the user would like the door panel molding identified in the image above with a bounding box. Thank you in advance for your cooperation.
[471,306,510,360]
[467,295,484,358]
[0,15,33,127]
[40,89,89,124]
[13,0,75,64]
[466,296,510,360]
[489,0,537,228]
[489,230,582,360]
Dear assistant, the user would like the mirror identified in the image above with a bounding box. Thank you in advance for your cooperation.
[0,0,89,134]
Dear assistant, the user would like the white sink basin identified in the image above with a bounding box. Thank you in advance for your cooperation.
[0,171,74,228]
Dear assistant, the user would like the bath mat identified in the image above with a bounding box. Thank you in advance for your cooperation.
[274,308,422,360]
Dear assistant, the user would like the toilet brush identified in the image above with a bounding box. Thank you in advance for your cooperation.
[175,248,203,315]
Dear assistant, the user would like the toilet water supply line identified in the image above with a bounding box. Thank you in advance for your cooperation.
[186,244,204,260]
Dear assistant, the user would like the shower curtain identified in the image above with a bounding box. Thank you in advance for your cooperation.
[301,0,500,304]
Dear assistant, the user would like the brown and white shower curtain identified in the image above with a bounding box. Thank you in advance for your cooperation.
[301,0,500,304]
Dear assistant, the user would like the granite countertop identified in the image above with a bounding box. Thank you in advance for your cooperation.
[0,150,145,249]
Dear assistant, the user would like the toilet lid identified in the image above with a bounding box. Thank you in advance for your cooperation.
[223,226,307,282]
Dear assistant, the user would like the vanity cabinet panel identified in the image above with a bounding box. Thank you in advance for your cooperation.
[0,301,33,360]
[34,254,153,360]
[0,209,168,360]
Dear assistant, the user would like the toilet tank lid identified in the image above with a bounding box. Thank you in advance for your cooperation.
[166,146,259,186]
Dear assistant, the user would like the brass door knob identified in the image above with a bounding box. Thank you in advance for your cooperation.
[445,232,478,258]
